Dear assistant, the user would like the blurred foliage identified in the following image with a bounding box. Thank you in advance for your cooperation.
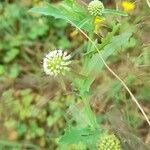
[0,0,71,148]
[0,88,72,148]
[0,0,150,149]
[0,0,70,81]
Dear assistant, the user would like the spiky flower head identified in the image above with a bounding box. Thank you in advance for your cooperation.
[97,134,122,150]
[43,50,71,77]
[88,0,104,16]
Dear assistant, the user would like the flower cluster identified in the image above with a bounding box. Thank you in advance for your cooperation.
[88,0,104,16]
[97,134,122,150]
[43,50,71,77]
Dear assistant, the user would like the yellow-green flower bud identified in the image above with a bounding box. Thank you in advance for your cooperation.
[88,0,104,16]
[97,134,122,150]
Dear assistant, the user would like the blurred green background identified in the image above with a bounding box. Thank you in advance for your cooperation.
[0,0,150,149]
[0,0,73,149]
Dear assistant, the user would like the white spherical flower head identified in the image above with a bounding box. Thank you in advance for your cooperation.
[88,0,104,16]
[43,50,71,77]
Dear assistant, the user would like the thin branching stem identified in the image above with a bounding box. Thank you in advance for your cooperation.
[66,18,150,126]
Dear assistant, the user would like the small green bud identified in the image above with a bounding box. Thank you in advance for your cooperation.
[97,134,122,150]
[88,0,104,16]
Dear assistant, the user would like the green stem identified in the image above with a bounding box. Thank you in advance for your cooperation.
[81,93,97,129]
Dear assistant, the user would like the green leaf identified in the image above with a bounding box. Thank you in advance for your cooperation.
[36,128,45,136]
[68,104,91,128]
[28,23,49,40]
[22,94,33,107]
[88,31,132,73]
[103,9,128,16]
[29,2,93,32]
[9,63,21,78]
[82,31,133,92]
[0,65,5,75]
[137,86,150,101]
[20,89,32,96]
[29,3,64,19]
[4,48,19,63]
[16,123,27,136]
[99,24,121,50]
[59,127,101,145]
[47,111,61,127]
